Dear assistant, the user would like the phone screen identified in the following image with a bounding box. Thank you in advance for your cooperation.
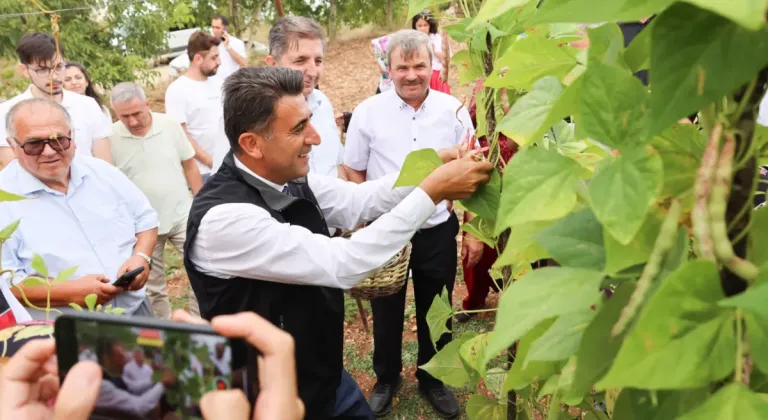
[63,316,243,419]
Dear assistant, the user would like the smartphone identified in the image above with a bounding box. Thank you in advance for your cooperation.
[113,266,145,288]
[55,312,259,419]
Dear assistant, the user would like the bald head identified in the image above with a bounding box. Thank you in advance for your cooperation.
[5,98,72,140]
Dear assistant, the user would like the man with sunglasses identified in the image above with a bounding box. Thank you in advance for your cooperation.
[0,98,158,319]
[0,33,112,170]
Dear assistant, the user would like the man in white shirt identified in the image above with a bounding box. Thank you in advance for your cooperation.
[110,82,202,319]
[211,17,346,180]
[344,29,474,419]
[165,31,224,183]
[184,66,491,419]
[211,15,247,80]
[122,349,155,394]
[0,99,158,319]
[0,33,112,170]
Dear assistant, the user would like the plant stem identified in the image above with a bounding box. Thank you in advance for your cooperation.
[45,286,51,321]
[455,307,498,315]
[12,284,47,313]
[547,393,561,419]
[735,309,744,384]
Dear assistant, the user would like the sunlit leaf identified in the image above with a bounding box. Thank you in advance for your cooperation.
[425,286,452,349]
[393,149,443,187]
[85,294,97,311]
[460,168,502,223]
[53,266,79,285]
[485,36,578,90]
[31,254,49,279]
[0,219,21,242]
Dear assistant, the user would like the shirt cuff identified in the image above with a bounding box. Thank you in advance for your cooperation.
[399,188,438,229]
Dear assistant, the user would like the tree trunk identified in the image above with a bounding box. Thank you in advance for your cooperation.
[386,0,393,30]
[230,0,240,37]
[328,0,338,42]
[274,0,285,18]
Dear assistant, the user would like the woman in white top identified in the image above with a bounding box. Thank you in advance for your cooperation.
[412,10,451,94]
[64,62,112,121]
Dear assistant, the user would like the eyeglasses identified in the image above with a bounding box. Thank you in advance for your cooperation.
[26,62,66,78]
[12,135,72,156]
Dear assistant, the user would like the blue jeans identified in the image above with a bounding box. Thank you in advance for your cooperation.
[331,370,374,419]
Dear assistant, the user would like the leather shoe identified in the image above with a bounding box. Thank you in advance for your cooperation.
[368,376,402,417]
[419,384,460,419]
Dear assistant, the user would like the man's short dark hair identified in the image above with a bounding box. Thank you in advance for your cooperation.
[187,31,221,61]
[222,67,304,152]
[213,15,229,26]
[16,33,63,65]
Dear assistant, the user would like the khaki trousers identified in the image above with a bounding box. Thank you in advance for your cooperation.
[147,218,199,319]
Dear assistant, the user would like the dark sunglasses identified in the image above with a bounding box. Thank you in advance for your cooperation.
[12,135,72,156]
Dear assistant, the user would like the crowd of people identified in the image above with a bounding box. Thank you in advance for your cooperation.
[0,11,495,420]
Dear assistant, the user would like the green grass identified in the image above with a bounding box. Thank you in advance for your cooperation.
[344,343,375,377]
[164,244,183,277]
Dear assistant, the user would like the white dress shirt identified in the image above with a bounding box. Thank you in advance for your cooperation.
[344,88,474,227]
[210,89,344,177]
[190,157,437,289]
[0,156,158,318]
[95,380,165,415]
[0,87,111,157]
[218,36,247,80]
[122,360,155,394]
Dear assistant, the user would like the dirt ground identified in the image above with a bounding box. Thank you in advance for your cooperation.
[163,33,495,419]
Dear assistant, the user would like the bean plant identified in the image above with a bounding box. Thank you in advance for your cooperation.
[396,0,768,418]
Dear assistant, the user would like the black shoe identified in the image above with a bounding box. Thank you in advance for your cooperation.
[419,384,460,419]
[454,311,475,323]
[368,376,402,417]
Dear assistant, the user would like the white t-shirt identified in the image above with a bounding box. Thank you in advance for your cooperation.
[430,33,445,72]
[218,36,247,80]
[164,75,225,175]
[0,87,111,156]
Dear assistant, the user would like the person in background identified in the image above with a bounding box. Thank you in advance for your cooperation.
[370,34,394,94]
[122,348,155,394]
[165,31,223,183]
[63,62,111,121]
[0,33,112,169]
[210,15,248,80]
[0,99,158,319]
[109,82,202,319]
[344,30,474,419]
[412,10,451,94]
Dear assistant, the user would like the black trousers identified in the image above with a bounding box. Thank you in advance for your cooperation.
[371,213,459,389]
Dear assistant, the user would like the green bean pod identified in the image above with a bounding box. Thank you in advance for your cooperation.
[692,124,721,261]
[611,200,682,337]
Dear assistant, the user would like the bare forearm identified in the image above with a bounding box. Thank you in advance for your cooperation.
[337,165,349,181]
[346,168,366,184]
[12,283,80,307]
[92,138,113,164]
[228,47,247,67]
[134,228,158,257]
[182,125,213,168]
[182,159,203,194]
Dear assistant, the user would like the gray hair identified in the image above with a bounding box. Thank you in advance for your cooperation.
[268,16,327,61]
[110,82,147,106]
[386,29,434,70]
[5,98,72,139]
[222,66,304,153]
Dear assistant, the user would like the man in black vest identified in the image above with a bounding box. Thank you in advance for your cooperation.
[183,66,492,419]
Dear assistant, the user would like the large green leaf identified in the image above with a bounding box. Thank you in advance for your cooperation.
[419,333,474,388]
[460,216,496,247]
[597,261,736,389]
[466,394,507,420]
[470,0,533,27]
[580,60,649,150]
[567,283,635,400]
[650,3,768,133]
[603,210,663,274]
[685,0,768,30]
[650,124,707,200]
[460,332,492,383]
[531,0,672,24]
[393,149,443,187]
[719,267,768,374]
[589,147,663,245]
[526,308,596,364]
[484,36,578,90]
[677,384,768,419]
[497,76,563,146]
[452,50,485,85]
[426,286,452,349]
[494,220,553,268]
[460,168,502,223]
[442,18,474,43]
[624,18,656,72]
[485,267,604,371]
[503,318,564,391]
[749,207,768,266]
[495,148,583,234]
[406,0,451,20]
[534,208,606,270]
[0,190,26,202]
[586,23,627,68]
[0,219,21,242]
[612,388,709,420]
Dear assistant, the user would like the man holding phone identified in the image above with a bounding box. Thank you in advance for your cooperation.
[0,99,158,319]
[184,66,491,419]
[211,15,247,80]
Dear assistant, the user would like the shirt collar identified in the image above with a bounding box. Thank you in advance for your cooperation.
[14,155,87,196]
[116,112,160,139]
[397,88,432,112]
[306,89,323,113]
[233,156,286,192]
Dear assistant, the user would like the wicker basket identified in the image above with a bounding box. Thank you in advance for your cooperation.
[348,242,412,300]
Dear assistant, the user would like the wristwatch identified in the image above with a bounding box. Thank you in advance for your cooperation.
[136,252,153,269]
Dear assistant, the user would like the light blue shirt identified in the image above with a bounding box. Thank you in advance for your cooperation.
[0,156,158,318]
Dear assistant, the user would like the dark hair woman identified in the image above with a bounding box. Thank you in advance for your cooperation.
[64,62,111,120]
[411,10,451,94]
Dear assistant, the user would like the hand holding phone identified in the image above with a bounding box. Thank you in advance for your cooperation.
[113,266,144,288]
